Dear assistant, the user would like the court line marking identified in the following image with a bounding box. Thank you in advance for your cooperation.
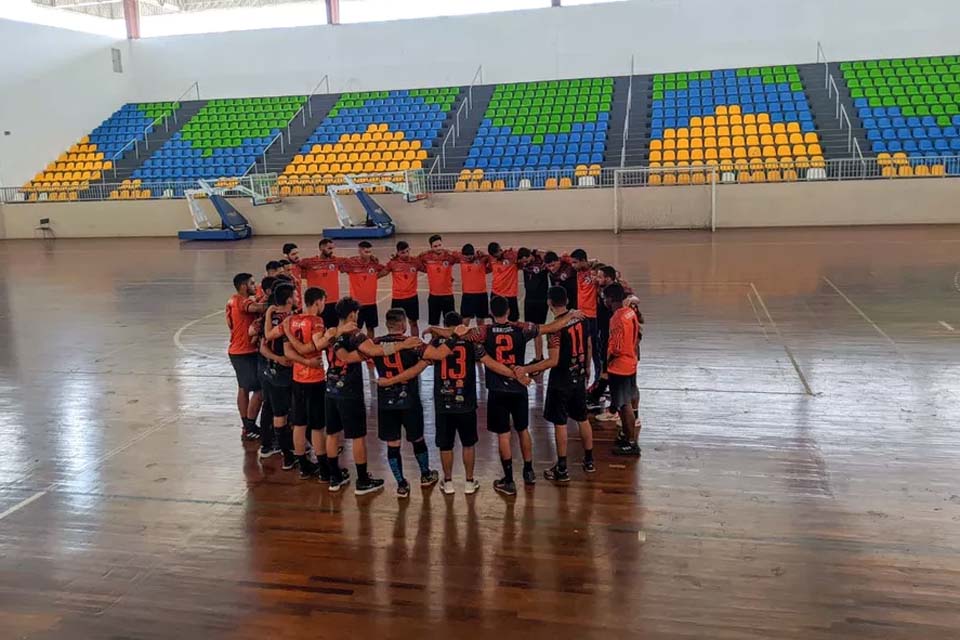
[0,490,48,521]
[939,320,956,332]
[954,271,960,293]
[745,291,769,339]
[749,283,814,396]
[822,276,900,352]
[173,309,224,360]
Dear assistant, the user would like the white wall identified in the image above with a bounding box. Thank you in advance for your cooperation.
[0,19,131,186]
[126,0,960,101]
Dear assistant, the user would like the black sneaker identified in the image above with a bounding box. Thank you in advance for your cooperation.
[328,473,351,493]
[259,444,281,459]
[299,458,319,479]
[242,423,260,440]
[544,464,571,483]
[281,450,298,470]
[612,442,641,457]
[355,475,385,496]
[396,480,411,499]
[420,469,439,487]
[522,466,536,486]
[493,477,517,496]
[582,459,596,473]
[320,467,349,485]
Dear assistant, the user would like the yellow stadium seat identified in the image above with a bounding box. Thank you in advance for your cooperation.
[806,143,823,157]
[773,134,789,146]
[931,164,946,177]
[542,177,556,190]
[493,180,506,191]
[691,172,705,185]
[767,170,782,183]
[559,177,573,189]
[677,150,690,162]
[649,174,662,186]
[677,138,690,150]
[914,164,930,177]
[677,172,691,185]
[803,132,818,144]
[109,190,119,200]
[455,180,467,191]
[730,125,744,137]
[762,145,777,158]
[717,115,729,127]
[786,122,800,134]
[663,139,677,151]
[877,153,892,167]
[409,140,421,150]
[398,160,411,171]
[303,185,315,196]
[691,149,705,162]
[690,116,703,128]
[892,152,908,166]
[772,123,786,135]
[776,145,792,158]
[663,173,677,186]
[898,165,914,178]
[664,129,676,139]
[730,114,743,126]
[588,164,601,177]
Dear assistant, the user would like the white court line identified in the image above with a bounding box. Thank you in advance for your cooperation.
[173,309,224,360]
[746,291,769,339]
[749,283,814,396]
[0,490,48,521]
[940,320,956,332]
[822,276,900,351]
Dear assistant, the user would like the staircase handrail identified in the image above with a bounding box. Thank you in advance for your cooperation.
[259,74,330,173]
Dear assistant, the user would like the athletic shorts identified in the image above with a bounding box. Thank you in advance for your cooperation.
[460,292,489,319]
[357,304,379,330]
[490,295,520,322]
[229,353,260,391]
[486,391,529,434]
[544,384,588,425]
[378,404,425,442]
[262,377,292,417]
[391,295,420,322]
[292,380,325,429]
[435,411,479,450]
[321,305,339,335]
[524,299,548,325]
[428,294,456,326]
[608,372,639,409]
[324,396,367,439]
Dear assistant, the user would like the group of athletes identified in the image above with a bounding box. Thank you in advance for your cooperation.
[225,235,643,498]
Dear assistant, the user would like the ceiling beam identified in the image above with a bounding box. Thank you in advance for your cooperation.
[325,0,339,25]
[123,0,140,38]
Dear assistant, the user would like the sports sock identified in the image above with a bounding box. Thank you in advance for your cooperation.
[328,463,343,484]
[583,449,594,463]
[522,460,533,473]
[277,426,293,453]
[356,462,369,481]
[387,446,404,484]
[316,454,329,476]
[501,458,513,481]
[413,439,431,475]
[558,455,567,471]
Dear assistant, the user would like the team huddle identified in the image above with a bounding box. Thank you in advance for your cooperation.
[225,235,643,497]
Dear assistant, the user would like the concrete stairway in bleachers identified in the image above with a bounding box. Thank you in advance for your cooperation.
[256,93,341,176]
[798,62,869,161]
[106,100,207,184]
[432,85,495,174]
[602,76,633,168]
[621,74,653,168]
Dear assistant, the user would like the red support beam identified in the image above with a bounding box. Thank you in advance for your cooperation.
[325,0,340,25]
[123,0,140,39]
[552,0,561,6]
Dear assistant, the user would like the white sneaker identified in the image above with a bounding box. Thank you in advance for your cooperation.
[596,411,618,422]
[464,478,480,495]
[441,479,456,495]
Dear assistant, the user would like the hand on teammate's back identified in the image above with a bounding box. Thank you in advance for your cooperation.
[402,336,423,349]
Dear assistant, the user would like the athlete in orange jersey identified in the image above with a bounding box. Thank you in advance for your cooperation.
[486,242,520,321]
[417,234,460,326]
[458,243,490,326]
[604,282,642,457]
[570,248,602,378]
[340,241,383,340]
[283,287,339,479]
[299,238,345,331]
[282,242,305,299]
[254,260,283,299]
[382,240,422,336]
[227,272,268,440]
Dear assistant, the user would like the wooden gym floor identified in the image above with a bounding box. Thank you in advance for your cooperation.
[1,226,959,639]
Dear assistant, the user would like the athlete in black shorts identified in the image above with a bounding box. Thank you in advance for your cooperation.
[370,308,439,498]
[421,311,519,495]
[518,286,595,482]
[326,297,423,495]
[517,247,549,361]
[258,281,297,470]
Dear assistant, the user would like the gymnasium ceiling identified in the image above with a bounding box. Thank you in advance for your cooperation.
[31,0,319,19]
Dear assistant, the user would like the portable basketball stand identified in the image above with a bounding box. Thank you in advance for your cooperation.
[178,179,267,241]
[322,175,408,239]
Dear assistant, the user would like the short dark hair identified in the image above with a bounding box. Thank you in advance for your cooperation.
[600,265,617,280]
[304,287,326,307]
[233,272,253,290]
[429,234,442,245]
[487,242,501,255]
[278,258,291,267]
[266,260,282,272]
[443,311,462,327]
[396,240,409,252]
[603,282,625,303]
[461,243,475,256]
[271,283,295,306]
[319,238,333,248]
[358,240,373,249]
[336,297,360,320]
[516,247,532,261]
[570,249,588,261]
[282,243,297,255]
[544,251,559,264]
[385,307,407,327]
[489,295,509,318]
[260,276,277,293]
[275,273,294,284]
[547,285,568,307]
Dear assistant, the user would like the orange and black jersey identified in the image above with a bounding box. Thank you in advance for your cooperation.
[521,253,550,301]
[547,313,590,390]
[549,261,578,308]
[262,308,292,361]
[430,337,486,413]
[326,330,368,400]
[372,334,426,410]
[469,322,539,394]
[608,307,641,376]
[287,314,327,384]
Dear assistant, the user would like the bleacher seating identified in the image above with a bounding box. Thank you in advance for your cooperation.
[646,65,823,185]
[279,88,458,196]
[460,77,612,190]
[131,96,304,195]
[844,55,960,174]
[20,102,176,200]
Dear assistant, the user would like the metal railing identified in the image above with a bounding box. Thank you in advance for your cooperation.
[620,56,635,167]
[428,65,485,175]
[1,174,270,204]
[257,74,331,174]
[468,65,483,111]
[110,81,201,171]
[816,41,829,90]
